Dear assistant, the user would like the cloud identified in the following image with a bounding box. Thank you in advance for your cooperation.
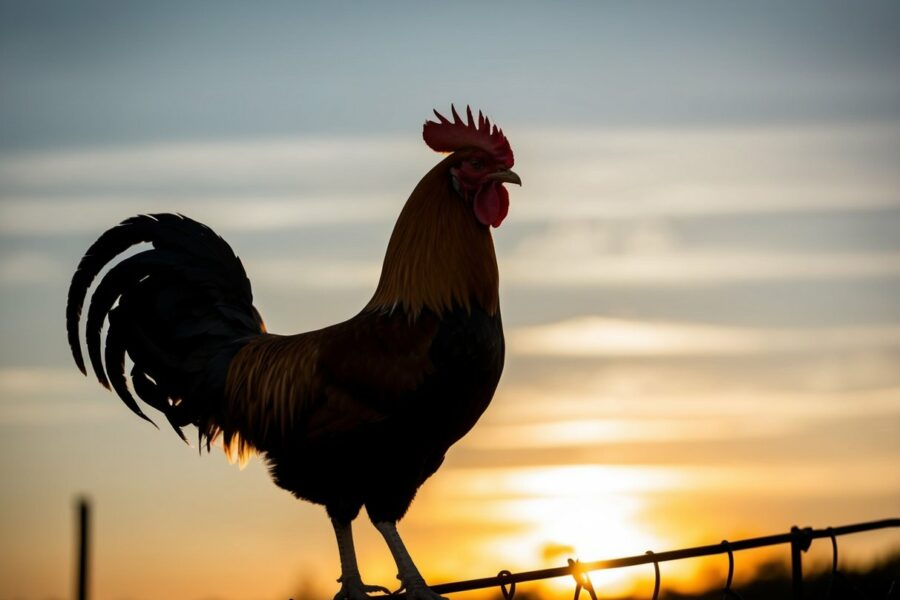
[15,244,899,292]
[0,252,381,291]
[512,121,900,222]
[0,251,381,289]
[0,367,120,424]
[0,134,418,236]
[0,195,399,235]
[507,250,900,286]
[0,367,87,396]
[504,220,900,286]
[509,316,900,357]
[4,123,899,296]
[0,136,421,192]
[244,257,380,291]
[0,252,66,284]
[0,399,119,425]
[2,121,899,237]
[464,384,900,452]
[462,416,796,449]
[433,461,900,500]
[487,381,900,424]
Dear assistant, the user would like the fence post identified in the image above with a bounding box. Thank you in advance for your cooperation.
[76,497,91,600]
[790,526,812,600]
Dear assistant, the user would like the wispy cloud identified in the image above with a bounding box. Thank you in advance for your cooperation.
[0,367,119,424]
[463,384,900,454]
[2,122,898,237]
[462,416,796,449]
[509,317,900,357]
[0,366,87,396]
[0,196,399,235]
[432,461,900,501]
[13,244,899,290]
[244,257,380,291]
[0,135,417,235]
[507,249,900,287]
[504,218,900,286]
[487,383,900,425]
[0,136,420,192]
[0,251,381,290]
[0,399,119,425]
[513,122,900,222]
[0,252,66,284]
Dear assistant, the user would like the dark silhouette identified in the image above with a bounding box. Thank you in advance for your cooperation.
[616,553,899,600]
[75,497,90,600]
[66,106,520,600]
[317,552,896,600]
[362,521,899,600]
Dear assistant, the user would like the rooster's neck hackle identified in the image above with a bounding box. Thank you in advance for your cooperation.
[366,154,499,318]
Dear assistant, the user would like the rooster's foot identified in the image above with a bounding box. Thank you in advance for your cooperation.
[334,575,392,600]
[396,575,448,600]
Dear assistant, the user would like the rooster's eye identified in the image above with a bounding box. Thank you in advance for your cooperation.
[469,159,483,170]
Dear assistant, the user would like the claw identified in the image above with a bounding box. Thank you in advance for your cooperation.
[402,586,448,600]
[396,574,448,600]
[333,575,393,600]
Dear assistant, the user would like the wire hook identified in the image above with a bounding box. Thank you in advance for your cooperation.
[720,540,744,600]
[645,551,660,600]
[568,558,599,600]
[824,527,844,600]
[497,569,516,600]
[829,527,839,575]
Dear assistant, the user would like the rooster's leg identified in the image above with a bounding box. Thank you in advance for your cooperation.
[375,521,447,600]
[332,519,392,600]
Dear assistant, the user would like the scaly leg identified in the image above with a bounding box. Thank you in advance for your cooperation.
[374,521,447,600]
[332,519,392,600]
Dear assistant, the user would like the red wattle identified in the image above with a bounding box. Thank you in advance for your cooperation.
[474,183,510,228]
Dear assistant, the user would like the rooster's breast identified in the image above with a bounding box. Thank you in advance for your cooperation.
[418,304,505,446]
[260,303,504,522]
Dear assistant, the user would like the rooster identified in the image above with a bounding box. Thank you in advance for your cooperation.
[66,106,520,600]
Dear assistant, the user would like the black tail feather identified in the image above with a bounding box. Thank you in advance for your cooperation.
[129,366,188,441]
[68,214,178,373]
[104,308,156,426]
[84,250,160,388]
[66,213,265,442]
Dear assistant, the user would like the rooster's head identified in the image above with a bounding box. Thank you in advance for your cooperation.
[423,105,521,228]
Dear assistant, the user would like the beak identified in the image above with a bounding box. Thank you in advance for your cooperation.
[485,169,522,186]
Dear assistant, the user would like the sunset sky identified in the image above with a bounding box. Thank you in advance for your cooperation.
[1,2,899,599]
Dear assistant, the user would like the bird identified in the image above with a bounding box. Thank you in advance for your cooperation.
[66,105,520,600]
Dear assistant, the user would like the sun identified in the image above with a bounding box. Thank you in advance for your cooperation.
[474,465,677,596]
[413,463,708,596]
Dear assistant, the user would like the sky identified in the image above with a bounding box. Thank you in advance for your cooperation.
[1,2,899,599]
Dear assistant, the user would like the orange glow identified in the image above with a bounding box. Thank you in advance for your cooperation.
[410,465,687,596]
[404,454,900,597]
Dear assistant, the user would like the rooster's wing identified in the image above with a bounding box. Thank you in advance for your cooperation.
[223,309,441,445]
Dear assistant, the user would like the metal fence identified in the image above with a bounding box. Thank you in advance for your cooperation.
[412,518,899,600]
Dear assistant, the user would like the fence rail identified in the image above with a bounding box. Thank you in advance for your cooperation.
[411,518,899,600]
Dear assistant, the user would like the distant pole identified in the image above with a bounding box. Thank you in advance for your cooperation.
[76,497,91,600]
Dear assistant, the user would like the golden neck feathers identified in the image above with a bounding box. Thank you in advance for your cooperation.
[366,154,500,317]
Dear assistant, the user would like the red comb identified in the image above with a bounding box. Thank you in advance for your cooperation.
[423,105,514,168]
